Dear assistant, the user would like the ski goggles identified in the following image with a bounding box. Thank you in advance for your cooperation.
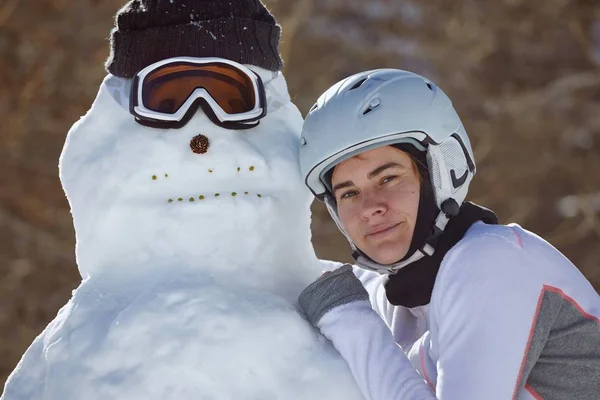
[130,57,267,130]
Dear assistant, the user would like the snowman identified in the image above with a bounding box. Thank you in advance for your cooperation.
[1,1,364,399]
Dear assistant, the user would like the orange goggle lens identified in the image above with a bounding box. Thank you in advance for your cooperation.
[140,62,257,115]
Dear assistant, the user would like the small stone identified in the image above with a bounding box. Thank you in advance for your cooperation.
[215,193,220,197]
[152,175,157,180]
[168,199,173,203]
[249,166,255,171]
[178,198,183,201]
[199,195,205,200]
[237,167,240,172]
[231,192,237,196]
[257,194,262,197]
[244,192,248,195]
[165,173,168,178]
[208,169,213,173]
[190,134,209,154]
[189,197,195,202]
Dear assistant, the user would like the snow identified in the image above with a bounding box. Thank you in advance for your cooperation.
[1,67,363,399]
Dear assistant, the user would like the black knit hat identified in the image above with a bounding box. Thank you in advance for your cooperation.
[105,0,283,78]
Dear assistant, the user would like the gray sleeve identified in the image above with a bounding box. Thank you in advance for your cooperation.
[298,264,369,327]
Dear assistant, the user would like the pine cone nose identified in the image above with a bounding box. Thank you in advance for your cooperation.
[190,134,209,154]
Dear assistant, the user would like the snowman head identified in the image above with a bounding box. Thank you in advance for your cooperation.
[59,0,317,281]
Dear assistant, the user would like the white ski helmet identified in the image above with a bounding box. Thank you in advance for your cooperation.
[299,68,476,273]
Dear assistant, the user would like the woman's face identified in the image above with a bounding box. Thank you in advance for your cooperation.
[331,145,420,264]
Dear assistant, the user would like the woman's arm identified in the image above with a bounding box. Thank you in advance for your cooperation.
[319,301,437,400]
[318,260,417,335]
[299,266,436,400]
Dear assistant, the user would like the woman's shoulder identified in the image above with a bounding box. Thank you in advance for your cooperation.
[444,222,527,263]
[435,222,550,292]
[445,221,560,260]
[435,221,587,300]
[460,221,530,249]
[431,222,600,335]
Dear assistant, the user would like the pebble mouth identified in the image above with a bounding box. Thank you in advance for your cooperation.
[168,192,263,203]
[148,165,264,204]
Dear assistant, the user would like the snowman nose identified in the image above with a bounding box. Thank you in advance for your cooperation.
[190,134,210,154]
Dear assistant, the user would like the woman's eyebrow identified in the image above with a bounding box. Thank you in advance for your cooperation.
[332,180,355,196]
[332,162,406,195]
[367,162,405,179]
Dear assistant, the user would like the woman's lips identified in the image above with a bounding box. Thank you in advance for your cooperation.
[366,222,401,238]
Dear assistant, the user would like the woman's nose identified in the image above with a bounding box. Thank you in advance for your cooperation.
[360,193,387,220]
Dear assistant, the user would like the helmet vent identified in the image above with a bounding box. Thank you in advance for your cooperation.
[349,78,368,91]
[309,103,318,113]
[425,81,433,91]
[362,98,380,115]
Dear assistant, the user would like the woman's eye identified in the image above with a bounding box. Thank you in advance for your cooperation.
[340,190,358,199]
[381,176,397,185]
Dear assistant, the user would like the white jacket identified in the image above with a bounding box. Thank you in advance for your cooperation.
[318,222,600,400]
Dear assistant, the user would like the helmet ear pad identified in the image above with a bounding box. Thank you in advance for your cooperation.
[425,133,475,211]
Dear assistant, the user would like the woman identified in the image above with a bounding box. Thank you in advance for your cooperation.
[297,69,600,399]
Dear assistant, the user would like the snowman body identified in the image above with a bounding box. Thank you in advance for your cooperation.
[1,69,364,400]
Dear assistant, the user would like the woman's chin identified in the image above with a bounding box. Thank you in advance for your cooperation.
[366,246,409,266]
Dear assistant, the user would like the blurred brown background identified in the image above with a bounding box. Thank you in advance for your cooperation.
[1,0,599,388]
